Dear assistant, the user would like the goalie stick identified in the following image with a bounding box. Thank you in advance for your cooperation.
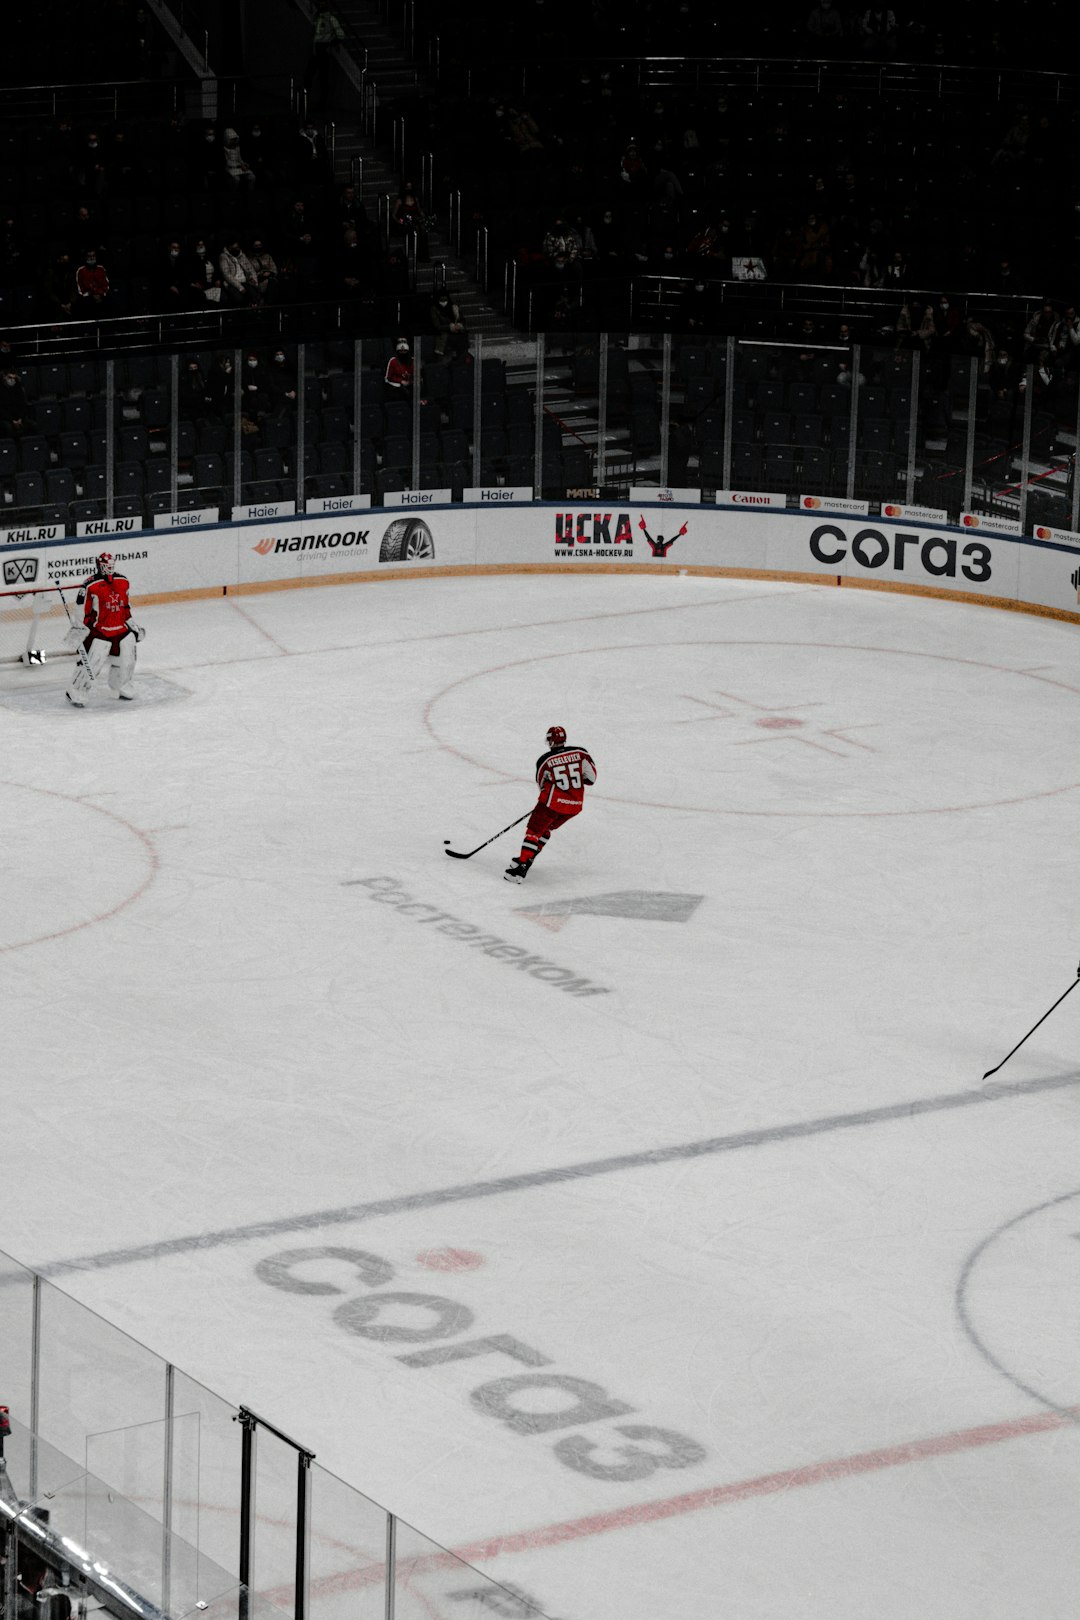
[54,580,97,690]
[982,960,1080,1079]
[444,810,532,860]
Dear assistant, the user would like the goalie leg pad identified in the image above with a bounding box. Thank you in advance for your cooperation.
[108,633,137,698]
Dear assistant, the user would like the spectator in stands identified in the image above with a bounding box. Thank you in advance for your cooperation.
[391,187,430,261]
[964,313,997,375]
[308,0,346,110]
[75,249,110,308]
[71,204,102,260]
[294,121,330,182]
[0,368,33,436]
[679,276,714,331]
[1023,301,1057,383]
[76,130,107,196]
[244,121,282,185]
[42,251,75,320]
[806,0,844,52]
[194,123,222,190]
[206,354,236,416]
[187,237,223,304]
[991,113,1031,167]
[241,352,273,419]
[108,129,137,194]
[179,357,210,417]
[1050,306,1080,378]
[14,1551,72,1620]
[248,238,279,302]
[505,105,544,162]
[860,7,897,54]
[335,226,367,299]
[587,207,627,265]
[883,248,910,289]
[619,142,649,205]
[335,183,368,236]
[543,217,583,273]
[268,349,298,412]
[219,239,260,307]
[384,338,414,397]
[430,290,468,360]
[156,240,187,311]
[796,213,832,276]
[222,128,256,191]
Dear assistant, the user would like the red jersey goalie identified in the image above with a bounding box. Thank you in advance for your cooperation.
[65,553,145,706]
[505,726,597,883]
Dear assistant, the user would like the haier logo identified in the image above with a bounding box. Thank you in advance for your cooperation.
[3,556,39,585]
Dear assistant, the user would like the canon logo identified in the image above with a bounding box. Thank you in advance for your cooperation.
[731,493,771,505]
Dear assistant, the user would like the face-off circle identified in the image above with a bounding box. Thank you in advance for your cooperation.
[425,639,1080,818]
[0,781,157,952]
[957,1190,1080,1413]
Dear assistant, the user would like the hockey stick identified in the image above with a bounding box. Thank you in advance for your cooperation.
[54,581,96,689]
[444,810,531,860]
[982,960,1080,1079]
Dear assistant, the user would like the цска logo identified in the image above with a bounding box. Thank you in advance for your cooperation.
[3,556,40,585]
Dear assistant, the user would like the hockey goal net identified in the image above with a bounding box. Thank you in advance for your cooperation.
[0,586,78,668]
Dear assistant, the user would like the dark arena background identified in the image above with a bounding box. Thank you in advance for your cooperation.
[3,3,1080,1619]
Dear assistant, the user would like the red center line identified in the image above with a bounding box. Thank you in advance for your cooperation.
[286,1405,1076,1598]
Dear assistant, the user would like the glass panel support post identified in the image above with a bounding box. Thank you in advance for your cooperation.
[904,349,920,503]
[352,340,363,498]
[533,334,545,496]
[295,1451,312,1620]
[1071,384,1080,536]
[962,357,978,513]
[384,1512,396,1620]
[411,334,421,491]
[1017,364,1034,531]
[472,330,483,487]
[845,344,860,501]
[722,336,735,491]
[161,1363,174,1617]
[296,342,307,513]
[169,354,180,514]
[232,348,243,513]
[105,359,116,520]
[659,332,672,489]
[596,333,609,488]
[29,1272,41,1498]
[237,1408,257,1620]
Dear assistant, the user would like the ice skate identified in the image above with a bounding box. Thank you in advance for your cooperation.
[504,859,530,883]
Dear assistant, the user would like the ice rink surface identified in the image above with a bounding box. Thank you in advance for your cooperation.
[3,570,1080,1618]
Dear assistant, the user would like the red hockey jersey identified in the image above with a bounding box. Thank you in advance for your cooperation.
[82,573,133,639]
[534,745,597,813]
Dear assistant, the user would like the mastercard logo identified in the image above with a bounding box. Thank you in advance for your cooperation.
[1035,526,1052,539]
[961,514,980,527]
[803,496,822,509]
[882,504,903,517]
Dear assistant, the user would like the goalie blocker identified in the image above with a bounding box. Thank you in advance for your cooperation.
[65,553,145,707]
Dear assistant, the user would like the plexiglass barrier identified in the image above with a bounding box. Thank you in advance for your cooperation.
[0,1248,549,1620]
[3,333,1077,539]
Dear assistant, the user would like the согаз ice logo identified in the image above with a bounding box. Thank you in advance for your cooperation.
[3,556,39,585]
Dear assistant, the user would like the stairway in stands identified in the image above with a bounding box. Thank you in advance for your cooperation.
[325,0,513,339]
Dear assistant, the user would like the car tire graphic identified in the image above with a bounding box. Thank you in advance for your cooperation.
[379,518,435,562]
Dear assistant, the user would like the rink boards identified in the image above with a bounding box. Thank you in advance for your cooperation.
[3,502,1080,623]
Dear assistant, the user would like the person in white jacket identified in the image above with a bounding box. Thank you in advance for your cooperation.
[219,239,259,306]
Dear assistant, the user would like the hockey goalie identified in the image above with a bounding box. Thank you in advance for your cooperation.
[65,553,145,707]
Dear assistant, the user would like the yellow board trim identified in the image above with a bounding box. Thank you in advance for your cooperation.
[125,564,1080,627]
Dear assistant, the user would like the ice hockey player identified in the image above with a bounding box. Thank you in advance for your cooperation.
[65,553,145,706]
[504,726,597,883]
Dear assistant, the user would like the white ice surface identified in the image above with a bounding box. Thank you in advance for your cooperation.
[3,573,1080,1619]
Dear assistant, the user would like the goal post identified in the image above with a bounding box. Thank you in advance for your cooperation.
[0,586,78,668]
